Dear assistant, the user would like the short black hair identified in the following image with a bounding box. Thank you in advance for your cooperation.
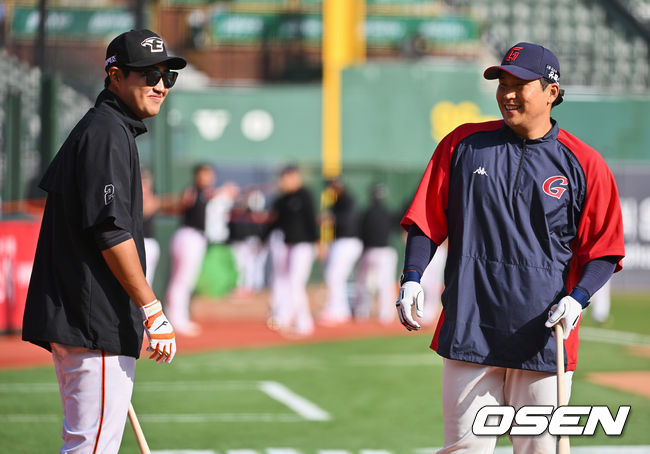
[104,66,131,88]
[539,77,564,107]
[280,164,299,176]
[193,162,214,176]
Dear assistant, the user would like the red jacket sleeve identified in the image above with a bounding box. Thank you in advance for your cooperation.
[401,121,503,244]
[559,129,625,291]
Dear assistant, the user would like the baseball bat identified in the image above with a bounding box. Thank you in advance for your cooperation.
[555,324,570,454]
[128,402,151,454]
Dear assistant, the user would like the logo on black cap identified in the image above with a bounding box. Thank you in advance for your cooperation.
[104,29,187,71]
[141,37,164,53]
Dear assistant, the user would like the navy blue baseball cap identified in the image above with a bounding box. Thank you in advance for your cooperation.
[484,42,560,84]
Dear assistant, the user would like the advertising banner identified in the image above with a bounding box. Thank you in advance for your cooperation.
[209,11,478,46]
[10,7,135,39]
[0,220,40,333]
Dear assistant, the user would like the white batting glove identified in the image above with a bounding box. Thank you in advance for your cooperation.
[140,300,176,364]
[396,281,424,331]
[545,295,583,340]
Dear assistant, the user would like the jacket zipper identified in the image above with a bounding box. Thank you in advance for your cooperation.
[513,139,527,194]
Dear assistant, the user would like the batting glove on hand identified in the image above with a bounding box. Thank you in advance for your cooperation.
[545,295,583,340]
[140,300,176,364]
[396,281,424,331]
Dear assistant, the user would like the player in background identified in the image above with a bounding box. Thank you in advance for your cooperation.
[396,42,624,453]
[229,189,269,298]
[22,30,185,454]
[165,163,217,336]
[589,279,612,324]
[319,178,363,325]
[264,165,319,336]
[141,168,161,287]
[354,183,399,323]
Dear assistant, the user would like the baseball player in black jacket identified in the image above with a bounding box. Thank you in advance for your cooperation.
[22,29,185,453]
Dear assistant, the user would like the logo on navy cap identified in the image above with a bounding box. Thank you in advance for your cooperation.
[505,46,524,62]
[545,65,559,83]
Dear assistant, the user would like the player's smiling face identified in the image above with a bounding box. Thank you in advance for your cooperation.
[112,63,170,119]
[496,72,555,139]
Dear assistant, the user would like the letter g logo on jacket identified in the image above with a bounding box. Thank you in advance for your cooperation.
[543,176,568,199]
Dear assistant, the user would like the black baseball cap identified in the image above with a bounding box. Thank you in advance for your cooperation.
[484,42,563,105]
[105,29,186,71]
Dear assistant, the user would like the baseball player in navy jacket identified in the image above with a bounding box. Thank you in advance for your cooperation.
[23,30,185,453]
[397,42,625,453]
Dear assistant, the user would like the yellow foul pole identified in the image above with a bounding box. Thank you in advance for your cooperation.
[321,0,366,180]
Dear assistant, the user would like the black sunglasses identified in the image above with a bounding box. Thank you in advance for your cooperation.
[134,68,178,88]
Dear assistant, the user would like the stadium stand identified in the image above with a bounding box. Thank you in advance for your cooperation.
[0,48,92,204]
[462,0,650,91]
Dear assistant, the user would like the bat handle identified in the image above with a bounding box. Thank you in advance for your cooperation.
[555,324,571,454]
[555,324,566,406]
[128,402,151,454]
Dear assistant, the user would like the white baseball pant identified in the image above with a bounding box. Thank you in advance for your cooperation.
[51,343,135,454]
[270,240,315,335]
[355,246,398,323]
[438,358,573,454]
[268,229,288,324]
[232,236,268,292]
[143,237,160,287]
[321,237,363,321]
[166,226,207,329]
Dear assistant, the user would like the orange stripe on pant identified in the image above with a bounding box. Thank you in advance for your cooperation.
[91,351,106,454]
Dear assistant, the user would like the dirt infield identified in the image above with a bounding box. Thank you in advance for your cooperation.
[0,286,411,370]
[586,371,650,399]
[2,288,648,403]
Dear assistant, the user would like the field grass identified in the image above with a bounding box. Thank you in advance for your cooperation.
[0,292,648,454]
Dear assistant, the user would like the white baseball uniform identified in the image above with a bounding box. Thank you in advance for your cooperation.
[439,358,573,454]
[52,343,136,454]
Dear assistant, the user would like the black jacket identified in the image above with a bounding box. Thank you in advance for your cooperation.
[265,187,318,244]
[23,89,147,358]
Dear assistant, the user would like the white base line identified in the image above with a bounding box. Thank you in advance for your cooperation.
[580,327,650,346]
[150,447,650,454]
[416,447,650,454]
[0,413,303,423]
[0,380,330,423]
[153,451,216,454]
[258,381,331,421]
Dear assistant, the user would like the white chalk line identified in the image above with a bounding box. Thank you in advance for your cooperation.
[0,413,303,423]
[0,380,258,393]
[258,381,330,421]
[149,446,650,454]
[580,327,650,346]
[0,380,330,423]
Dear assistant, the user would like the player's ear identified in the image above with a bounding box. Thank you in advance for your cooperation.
[547,83,559,106]
[107,66,121,87]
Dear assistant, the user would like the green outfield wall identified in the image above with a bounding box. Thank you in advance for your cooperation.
[140,60,650,193]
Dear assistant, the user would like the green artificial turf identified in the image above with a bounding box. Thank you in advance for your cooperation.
[1,292,648,453]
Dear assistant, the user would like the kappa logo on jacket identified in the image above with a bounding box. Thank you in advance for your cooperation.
[542,175,568,199]
[473,166,488,176]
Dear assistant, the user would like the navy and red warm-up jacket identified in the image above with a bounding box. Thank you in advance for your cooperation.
[401,119,625,373]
